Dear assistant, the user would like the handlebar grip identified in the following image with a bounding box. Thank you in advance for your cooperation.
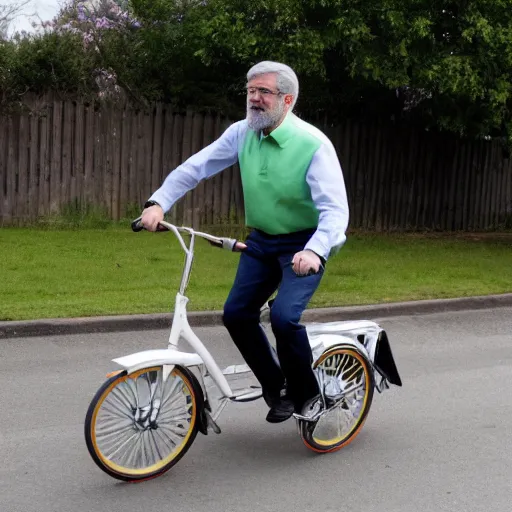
[294,263,325,278]
[131,217,145,232]
[297,268,318,277]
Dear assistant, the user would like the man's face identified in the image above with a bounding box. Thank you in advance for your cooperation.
[246,73,292,132]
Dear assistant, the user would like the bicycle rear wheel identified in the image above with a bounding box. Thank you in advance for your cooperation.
[85,365,202,481]
[300,346,374,453]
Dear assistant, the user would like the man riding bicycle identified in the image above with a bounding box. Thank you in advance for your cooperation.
[141,61,349,423]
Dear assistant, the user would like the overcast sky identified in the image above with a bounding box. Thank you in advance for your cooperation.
[1,0,61,35]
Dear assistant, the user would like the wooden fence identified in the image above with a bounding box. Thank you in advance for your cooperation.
[1,95,512,230]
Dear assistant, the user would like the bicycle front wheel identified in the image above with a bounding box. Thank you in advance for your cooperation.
[85,365,202,481]
[300,346,374,453]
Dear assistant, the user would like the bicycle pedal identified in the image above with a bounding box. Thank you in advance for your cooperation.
[230,386,263,402]
[221,363,252,375]
[292,411,323,423]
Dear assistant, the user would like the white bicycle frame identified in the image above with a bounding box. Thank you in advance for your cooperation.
[111,220,402,421]
[112,221,239,400]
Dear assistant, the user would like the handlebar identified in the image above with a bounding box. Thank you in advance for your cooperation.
[131,217,238,251]
[132,217,321,278]
[131,217,170,233]
[131,216,240,295]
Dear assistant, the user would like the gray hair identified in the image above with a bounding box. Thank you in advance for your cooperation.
[247,61,299,109]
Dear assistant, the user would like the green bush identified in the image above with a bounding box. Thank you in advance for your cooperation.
[9,31,98,97]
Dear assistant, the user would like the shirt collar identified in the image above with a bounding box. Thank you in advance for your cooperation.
[262,113,295,148]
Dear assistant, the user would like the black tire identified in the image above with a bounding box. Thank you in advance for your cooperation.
[85,365,203,482]
[300,345,374,453]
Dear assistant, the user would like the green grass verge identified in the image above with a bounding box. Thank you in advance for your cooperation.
[1,227,511,321]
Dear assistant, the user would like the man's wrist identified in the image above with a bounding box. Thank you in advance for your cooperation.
[305,249,326,266]
[144,200,162,210]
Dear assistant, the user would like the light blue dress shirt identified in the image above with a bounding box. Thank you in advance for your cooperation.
[150,115,349,260]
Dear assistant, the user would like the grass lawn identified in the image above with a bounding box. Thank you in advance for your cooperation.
[1,226,511,321]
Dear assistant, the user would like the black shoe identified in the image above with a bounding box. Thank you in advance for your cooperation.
[265,396,295,423]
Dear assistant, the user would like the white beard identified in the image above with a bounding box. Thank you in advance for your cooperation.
[246,99,286,132]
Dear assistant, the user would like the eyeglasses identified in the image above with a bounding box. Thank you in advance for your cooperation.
[246,87,283,97]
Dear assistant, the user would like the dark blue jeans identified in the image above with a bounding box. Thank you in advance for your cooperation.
[223,228,323,412]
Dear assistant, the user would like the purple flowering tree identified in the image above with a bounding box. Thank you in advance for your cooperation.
[34,0,142,101]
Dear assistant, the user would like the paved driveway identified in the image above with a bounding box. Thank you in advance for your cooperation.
[1,307,511,512]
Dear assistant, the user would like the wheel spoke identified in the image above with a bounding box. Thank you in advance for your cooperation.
[111,382,136,411]
[119,432,138,468]
[96,421,134,439]
[158,410,190,423]
[158,423,188,444]
[160,378,184,409]
[89,366,197,477]
[304,349,372,451]
[102,391,135,421]
[96,411,132,428]
[153,426,178,453]
[148,429,164,462]
[105,429,140,461]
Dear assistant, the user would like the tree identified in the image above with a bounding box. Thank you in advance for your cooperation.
[0,0,33,39]
[190,0,512,138]
[3,0,512,141]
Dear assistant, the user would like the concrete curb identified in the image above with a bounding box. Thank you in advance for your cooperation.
[2,293,512,339]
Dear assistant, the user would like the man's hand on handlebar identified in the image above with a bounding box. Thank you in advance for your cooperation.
[292,250,323,276]
[141,205,164,232]
[208,239,247,251]
[233,241,247,252]
[136,209,247,252]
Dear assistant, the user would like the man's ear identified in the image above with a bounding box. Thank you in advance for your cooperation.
[284,94,293,106]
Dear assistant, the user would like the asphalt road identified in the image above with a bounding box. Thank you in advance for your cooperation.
[1,307,511,512]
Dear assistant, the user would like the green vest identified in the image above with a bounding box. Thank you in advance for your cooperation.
[239,114,322,234]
